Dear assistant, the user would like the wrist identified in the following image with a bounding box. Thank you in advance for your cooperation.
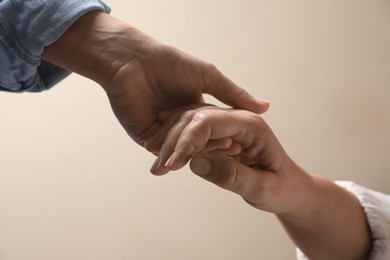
[42,11,151,89]
[276,166,330,222]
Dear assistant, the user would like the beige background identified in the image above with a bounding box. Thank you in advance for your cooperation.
[1,0,390,259]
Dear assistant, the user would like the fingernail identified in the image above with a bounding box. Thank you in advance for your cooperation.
[191,157,212,176]
[165,152,177,169]
[150,157,160,172]
[155,166,170,176]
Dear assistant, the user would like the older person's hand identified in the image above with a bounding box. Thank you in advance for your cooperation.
[42,11,269,154]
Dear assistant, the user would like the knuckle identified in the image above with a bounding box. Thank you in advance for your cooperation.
[181,110,196,122]
[204,62,218,74]
[193,110,214,122]
[201,63,220,89]
[182,141,198,157]
[235,87,250,99]
[191,111,214,140]
[220,162,240,191]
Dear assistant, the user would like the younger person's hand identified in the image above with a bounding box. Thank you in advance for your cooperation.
[151,106,314,216]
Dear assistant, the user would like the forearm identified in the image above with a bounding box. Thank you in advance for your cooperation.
[42,11,150,89]
[0,0,109,92]
[277,173,372,260]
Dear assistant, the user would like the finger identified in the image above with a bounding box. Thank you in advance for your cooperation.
[164,110,255,171]
[144,112,182,154]
[202,138,232,153]
[150,107,206,175]
[150,110,196,175]
[201,64,269,113]
[202,140,242,156]
[153,106,228,175]
[151,137,233,175]
[189,153,277,204]
[221,141,242,156]
[147,104,211,154]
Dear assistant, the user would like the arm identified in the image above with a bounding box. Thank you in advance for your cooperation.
[155,106,372,260]
[277,175,372,260]
[0,0,110,92]
[41,11,269,153]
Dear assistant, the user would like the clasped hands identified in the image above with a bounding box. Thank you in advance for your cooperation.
[92,13,312,218]
[42,12,372,259]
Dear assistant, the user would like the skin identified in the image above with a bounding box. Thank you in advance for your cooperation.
[154,106,372,260]
[41,11,269,154]
[40,10,370,259]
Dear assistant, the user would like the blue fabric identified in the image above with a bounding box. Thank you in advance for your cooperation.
[0,0,110,92]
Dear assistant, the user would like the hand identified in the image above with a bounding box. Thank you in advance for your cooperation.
[153,106,372,260]
[42,11,269,154]
[104,40,269,154]
[152,106,312,215]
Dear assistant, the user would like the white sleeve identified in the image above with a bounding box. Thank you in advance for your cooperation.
[297,181,390,260]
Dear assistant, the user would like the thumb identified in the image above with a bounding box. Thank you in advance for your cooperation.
[190,153,273,200]
[203,67,269,114]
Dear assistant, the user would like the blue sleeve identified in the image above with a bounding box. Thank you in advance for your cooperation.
[0,0,111,93]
